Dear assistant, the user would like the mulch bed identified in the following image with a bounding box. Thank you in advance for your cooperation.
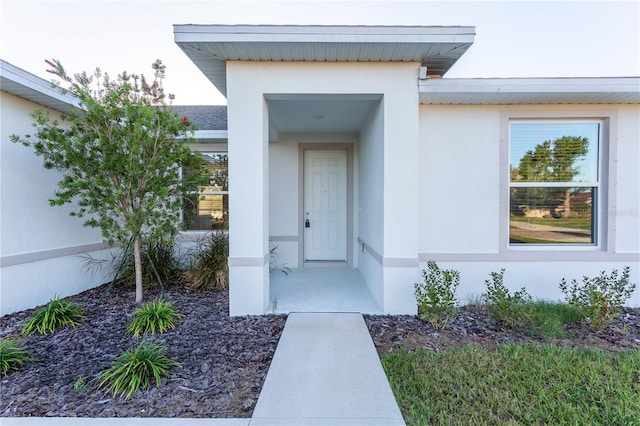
[1,282,639,418]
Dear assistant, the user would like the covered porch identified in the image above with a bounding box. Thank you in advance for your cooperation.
[268,268,382,314]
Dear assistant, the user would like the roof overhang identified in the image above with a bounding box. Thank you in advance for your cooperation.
[174,24,475,97]
[0,60,80,114]
[419,77,640,105]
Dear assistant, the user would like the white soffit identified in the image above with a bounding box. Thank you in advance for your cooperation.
[0,60,80,114]
[419,77,640,105]
[174,25,476,97]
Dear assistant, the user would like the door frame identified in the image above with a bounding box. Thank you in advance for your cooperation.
[298,143,354,268]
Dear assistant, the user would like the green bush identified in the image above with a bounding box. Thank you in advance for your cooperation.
[98,342,180,399]
[483,269,533,329]
[0,339,33,376]
[559,266,636,330]
[183,231,229,290]
[21,296,84,335]
[114,239,183,288]
[414,261,459,329]
[127,299,183,337]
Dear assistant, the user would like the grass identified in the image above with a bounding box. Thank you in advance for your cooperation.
[21,295,84,335]
[127,298,183,337]
[0,339,33,376]
[510,215,592,230]
[527,300,584,338]
[382,343,640,426]
[98,342,180,399]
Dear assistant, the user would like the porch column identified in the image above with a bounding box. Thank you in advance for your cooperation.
[382,90,420,314]
[227,89,270,316]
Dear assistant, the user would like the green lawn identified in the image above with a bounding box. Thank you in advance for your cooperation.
[382,344,640,425]
[510,215,592,230]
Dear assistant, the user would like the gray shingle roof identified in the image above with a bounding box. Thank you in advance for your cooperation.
[171,105,227,130]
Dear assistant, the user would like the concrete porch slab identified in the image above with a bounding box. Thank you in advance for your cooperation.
[268,268,382,314]
[250,313,405,426]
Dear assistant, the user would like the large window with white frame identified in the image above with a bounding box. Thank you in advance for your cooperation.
[183,152,228,231]
[509,120,601,246]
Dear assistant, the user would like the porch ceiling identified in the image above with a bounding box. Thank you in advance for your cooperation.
[267,95,380,135]
[174,25,475,97]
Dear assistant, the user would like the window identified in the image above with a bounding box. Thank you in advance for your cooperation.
[183,153,228,230]
[509,121,601,245]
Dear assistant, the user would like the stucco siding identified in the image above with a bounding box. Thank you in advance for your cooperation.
[0,92,113,315]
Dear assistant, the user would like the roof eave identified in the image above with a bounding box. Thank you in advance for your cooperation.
[0,60,80,114]
[419,77,640,105]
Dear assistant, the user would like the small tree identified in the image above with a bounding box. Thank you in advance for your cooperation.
[11,59,205,303]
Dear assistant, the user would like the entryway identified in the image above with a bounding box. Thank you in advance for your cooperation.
[303,149,348,263]
[268,268,381,314]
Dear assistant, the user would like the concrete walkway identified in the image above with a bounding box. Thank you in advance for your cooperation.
[3,313,405,426]
[251,312,406,426]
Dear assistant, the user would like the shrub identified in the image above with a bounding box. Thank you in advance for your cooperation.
[483,269,533,329]
[183,231,229,290]
[0,339,32,376]
[114,239,183,289]
[98,342,180,399]
[127,299,183,337]
[21,296,84,335]
[559,266,636,330]
[414,261,459,329]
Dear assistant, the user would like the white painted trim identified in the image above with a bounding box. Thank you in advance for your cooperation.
[1,242,112,267]
[270,236,299,242]
[193,130,228,141]
[228,254,269,267]
[419,252,639,263]
[383,258,420,267]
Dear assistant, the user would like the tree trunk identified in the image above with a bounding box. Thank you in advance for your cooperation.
[563,188,572,218]
[133,235,143,303]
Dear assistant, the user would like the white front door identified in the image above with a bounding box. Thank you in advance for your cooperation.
[303,150,348,262]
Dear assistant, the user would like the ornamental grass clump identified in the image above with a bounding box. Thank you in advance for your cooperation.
[414,261,459,330]
[184,231,229,291]
[0,339,33,376]
[97,342,180,400]
[560,266,636,330]
[21,295,84,335]
[127,299,183,337]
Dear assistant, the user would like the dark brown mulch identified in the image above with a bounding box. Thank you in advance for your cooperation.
[1,282,639,419]
[0,284,286,418]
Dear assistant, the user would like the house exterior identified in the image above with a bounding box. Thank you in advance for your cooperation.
[1,24,638,317]
[173,25,640,315]
[0,60,114,315]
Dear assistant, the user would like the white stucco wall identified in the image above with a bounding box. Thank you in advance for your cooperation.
[227,61,422,314]
[1,92,113,315]
[418,104,640,307]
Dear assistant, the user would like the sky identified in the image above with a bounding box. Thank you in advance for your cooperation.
[1,0,639,105]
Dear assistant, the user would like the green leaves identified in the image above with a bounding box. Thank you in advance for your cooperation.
[483,269,534,329]
[560,266,636,330]
[127,299,183,337]
[414,261,459,330]
[21,295,84,336]
[10,59,206,302]
[0,339,33,377]
[97,342,180,399]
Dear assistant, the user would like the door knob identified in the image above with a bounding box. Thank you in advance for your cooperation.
[305,219,310,228]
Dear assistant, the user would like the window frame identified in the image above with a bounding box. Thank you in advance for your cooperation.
[500,110,613,254]
[182,145,229,232]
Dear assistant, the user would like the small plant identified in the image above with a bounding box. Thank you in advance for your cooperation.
[0,339,32,376]
[560,266,636,330]
[183,231,229,291]
[127,299,183,337]
[483,269,533,329]
[74,375,88,392]
[21,295,84,335]
[114,239,183,289]
[269,245,291,276]
[414,261,459,329]
[97,342,180,399]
